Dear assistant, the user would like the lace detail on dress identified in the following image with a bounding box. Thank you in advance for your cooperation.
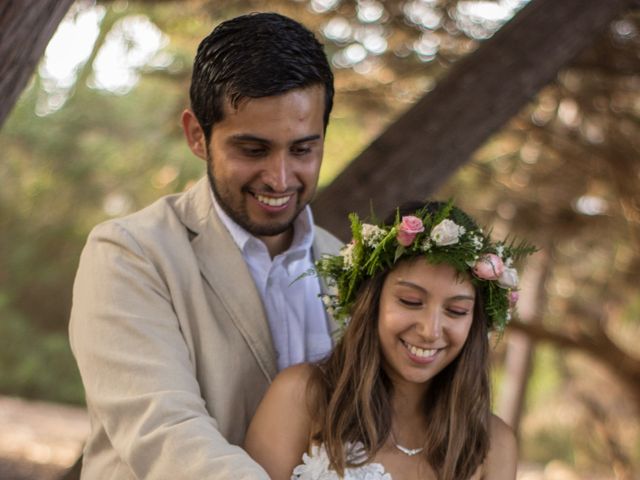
[291,442,392,480]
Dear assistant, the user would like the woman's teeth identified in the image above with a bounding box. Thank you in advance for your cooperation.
[403,340,438,358]
[255,194,291,207]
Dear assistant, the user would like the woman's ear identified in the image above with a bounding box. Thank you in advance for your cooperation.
[181,109,208,161]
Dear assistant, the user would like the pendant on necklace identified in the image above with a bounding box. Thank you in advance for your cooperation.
[394,444,424,457]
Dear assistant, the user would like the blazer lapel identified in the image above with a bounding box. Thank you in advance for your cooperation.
[176,178,278,381]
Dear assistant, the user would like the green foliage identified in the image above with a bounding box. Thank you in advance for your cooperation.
[0,6,202,403]
[320,109,379,187]
[621,294,640,325]
[522,427,575,465]
[526,345,563,407]
[0,295,84,404]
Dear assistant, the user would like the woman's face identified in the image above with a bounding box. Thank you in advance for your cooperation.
[377,259,475,389]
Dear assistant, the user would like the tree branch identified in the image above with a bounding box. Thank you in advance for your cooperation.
[508,318,640,405]
[0,0,76,128]
[313,0,636,239]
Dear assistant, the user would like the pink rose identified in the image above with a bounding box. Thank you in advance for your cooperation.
[472,253,505,280]
[396,215,425,247]
[509,291,519,308]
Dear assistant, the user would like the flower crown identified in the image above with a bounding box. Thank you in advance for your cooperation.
[314,201,536,333]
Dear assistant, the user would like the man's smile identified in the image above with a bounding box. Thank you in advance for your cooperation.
[254,193,293,208]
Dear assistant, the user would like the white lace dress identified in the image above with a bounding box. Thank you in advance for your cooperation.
[291,442,392,480]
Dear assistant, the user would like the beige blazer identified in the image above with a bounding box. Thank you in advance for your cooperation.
[69,177,342,479]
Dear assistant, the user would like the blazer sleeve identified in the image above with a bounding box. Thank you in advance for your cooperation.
[69,221,269,479]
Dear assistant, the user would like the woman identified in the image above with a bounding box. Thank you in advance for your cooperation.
[245,201,534,479]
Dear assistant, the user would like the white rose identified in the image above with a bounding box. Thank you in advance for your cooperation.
[498,267,519,289]
[430,219,465,246]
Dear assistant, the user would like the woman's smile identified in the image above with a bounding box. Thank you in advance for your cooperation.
[400,339,441,364]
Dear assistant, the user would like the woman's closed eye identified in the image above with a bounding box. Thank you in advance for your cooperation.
[446,307,470,317]
[399,297,422,307]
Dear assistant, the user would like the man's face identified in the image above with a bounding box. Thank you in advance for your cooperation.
[207,86,325,240]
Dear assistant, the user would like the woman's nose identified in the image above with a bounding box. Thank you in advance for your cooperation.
[415,309,442,341]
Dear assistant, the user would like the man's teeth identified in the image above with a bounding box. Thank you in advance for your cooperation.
[404,341,437,358]
[255,194,291,207]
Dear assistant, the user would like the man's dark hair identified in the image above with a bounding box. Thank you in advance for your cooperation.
[189,12,335,141]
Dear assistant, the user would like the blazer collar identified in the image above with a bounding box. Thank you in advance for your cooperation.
[175,178,278,380]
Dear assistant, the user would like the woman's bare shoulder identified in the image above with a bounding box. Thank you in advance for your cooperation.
[270,363,316,401]
[244,363,319,480]
[489,415,516,443]
[276,362,315,382]
[479,415,518,480]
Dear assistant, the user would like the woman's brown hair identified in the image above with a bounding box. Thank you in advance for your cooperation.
[307,201,491,479]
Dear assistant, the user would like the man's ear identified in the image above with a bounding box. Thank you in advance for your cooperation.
[181,109,208,161]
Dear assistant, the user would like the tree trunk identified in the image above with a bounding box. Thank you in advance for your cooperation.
[0,0,75,129]
[312,0,635,239]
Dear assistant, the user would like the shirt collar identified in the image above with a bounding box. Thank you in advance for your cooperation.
[210,184,315,256]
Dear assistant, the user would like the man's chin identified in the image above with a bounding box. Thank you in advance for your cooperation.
[243,203,303,237]
[245,221,293,238]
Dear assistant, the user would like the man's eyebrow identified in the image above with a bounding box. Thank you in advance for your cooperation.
[228,134,270,144]
[227,134,322,145]
[291,134,322,144]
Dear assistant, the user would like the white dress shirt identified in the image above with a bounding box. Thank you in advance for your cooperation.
[211,191,332,371]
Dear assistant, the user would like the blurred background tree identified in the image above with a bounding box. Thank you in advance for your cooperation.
[0,0,638,477]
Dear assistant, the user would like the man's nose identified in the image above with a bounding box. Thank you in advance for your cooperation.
[262,152,288,192]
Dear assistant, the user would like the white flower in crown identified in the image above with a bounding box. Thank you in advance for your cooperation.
[498,266,519,289]
[340,242,356,270]
[321,295,339,316]
[496,244,505,257]
[421,237,433,252]
[430,219,466,246]
[361,223,387,247]
[471,233,484,251]
[505,256,514,267]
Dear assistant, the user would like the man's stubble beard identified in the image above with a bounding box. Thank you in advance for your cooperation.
[206,159,305,238]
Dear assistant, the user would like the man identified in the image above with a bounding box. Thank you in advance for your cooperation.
[69,13,341,479]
